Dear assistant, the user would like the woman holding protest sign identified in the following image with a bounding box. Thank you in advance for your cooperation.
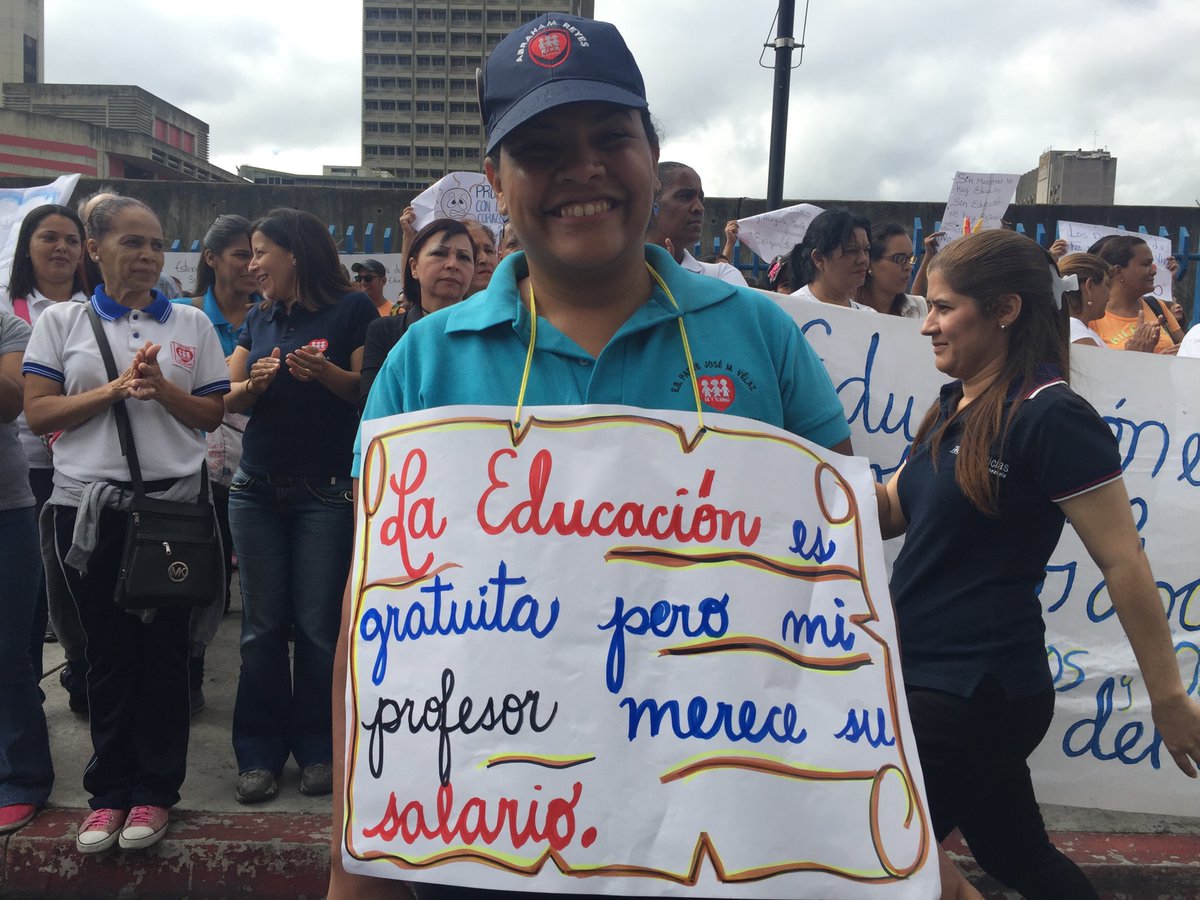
[788,207,874,310]
[1088,234,1181,353]
[358,218,475,412]
[876,229,1200,899]
[333,13,992,900]
[224,208,376,805]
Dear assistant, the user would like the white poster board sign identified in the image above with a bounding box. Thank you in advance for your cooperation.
[0,174,80,296]
[936,172,1018,247]
[768,297,1200,817]
[1058,221,1174,302]
[735,203,825,262]
[343,406,938,897]
[411,172,502,241]
[163,252,201,294]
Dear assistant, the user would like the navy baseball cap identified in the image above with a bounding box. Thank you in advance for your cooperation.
[479,15,647,156]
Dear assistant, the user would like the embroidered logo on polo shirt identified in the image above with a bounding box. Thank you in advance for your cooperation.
[307,338,329,353]
[171,341,195,370]
[699,375,735,412]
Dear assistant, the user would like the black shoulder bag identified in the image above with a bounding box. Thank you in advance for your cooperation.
[86,306,223,609]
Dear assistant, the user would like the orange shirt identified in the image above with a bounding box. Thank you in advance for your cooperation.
[1089,299,1180,353]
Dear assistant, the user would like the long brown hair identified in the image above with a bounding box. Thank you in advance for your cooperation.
[912,230,1069,515]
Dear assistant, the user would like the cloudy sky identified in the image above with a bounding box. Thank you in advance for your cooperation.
[44,0,1200,206]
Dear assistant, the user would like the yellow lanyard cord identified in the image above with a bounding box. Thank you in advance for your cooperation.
[514,281,539,427]
[514,262,705,433]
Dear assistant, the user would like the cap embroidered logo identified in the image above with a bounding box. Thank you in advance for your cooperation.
[530,30,572,67]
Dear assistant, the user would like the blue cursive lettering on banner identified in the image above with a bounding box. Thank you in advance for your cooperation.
[1062,676,1163,769]
[598,594,729,694]
[359,561,559,685]
[834,707,894,747]
[620,694,808,745]
[787,517,837,563]
[780,597,855,651]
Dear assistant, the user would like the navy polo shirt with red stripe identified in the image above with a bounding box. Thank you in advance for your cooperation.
[238,291,376,479]
[890,378,1122,699]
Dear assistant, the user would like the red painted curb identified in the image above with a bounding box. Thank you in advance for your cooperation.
[945,831,1200,898]
[1,808,331,899]
[3,810,1198,898]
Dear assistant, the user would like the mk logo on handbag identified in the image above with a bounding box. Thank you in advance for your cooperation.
[168,561,190,583]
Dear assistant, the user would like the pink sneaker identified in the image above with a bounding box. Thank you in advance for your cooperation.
[76,807,128,853]
[0,803,37,834]
[119,805,169,850]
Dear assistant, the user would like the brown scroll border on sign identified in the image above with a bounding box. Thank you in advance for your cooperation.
[344,413,930,886]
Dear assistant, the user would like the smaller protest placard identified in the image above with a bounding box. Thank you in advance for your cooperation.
[936,172,1019,248]
[1057,221,1174,302]
[411,172,503,241]
[735,203,825,263]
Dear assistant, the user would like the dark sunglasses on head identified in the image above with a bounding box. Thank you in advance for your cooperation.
[353,274,377,284]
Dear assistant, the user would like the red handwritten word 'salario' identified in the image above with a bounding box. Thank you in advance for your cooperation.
[477,449,762,546]
[362,781,598,851]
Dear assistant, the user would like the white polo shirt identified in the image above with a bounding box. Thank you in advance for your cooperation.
[22,290,230,484]
[680,249,748,287]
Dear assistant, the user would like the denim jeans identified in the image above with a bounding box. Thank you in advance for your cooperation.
[0,506,53,808]
[228,469,353,774]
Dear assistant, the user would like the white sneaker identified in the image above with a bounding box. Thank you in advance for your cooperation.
[76,808,128,854]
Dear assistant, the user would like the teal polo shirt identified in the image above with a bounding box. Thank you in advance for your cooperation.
[353,244,849,476]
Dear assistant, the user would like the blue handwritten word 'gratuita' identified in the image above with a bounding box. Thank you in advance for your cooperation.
[598,594,729,694]
[359,561,559,685]
[620,694,807,745]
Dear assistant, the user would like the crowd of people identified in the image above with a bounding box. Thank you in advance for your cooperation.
[0,11,1198,900]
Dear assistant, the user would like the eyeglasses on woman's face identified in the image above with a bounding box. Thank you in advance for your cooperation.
[881,253,916,266]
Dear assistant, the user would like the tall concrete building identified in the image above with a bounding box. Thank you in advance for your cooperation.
[1015,149,1117,206]
[0,0,42,85]
[362,1,594,186]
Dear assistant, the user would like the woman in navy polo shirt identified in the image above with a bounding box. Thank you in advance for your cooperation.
[225,208,377,805]
[876,230,1200,898]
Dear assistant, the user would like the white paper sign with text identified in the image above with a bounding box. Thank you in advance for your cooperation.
[343,406,938,897]
[411,172,502,241]
[735,203,825,263]
[1057,221,1175,302]
[936,172,1019,247]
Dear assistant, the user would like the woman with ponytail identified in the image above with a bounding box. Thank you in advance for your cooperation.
[875,229,1200,899]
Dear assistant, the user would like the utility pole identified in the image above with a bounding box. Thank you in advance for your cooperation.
[766,0,796,211]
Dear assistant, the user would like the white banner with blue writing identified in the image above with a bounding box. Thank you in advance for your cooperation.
[773,294,1200,818]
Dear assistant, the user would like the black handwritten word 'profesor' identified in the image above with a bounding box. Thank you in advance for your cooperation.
[359,561,559,686]
[362,668,558,785]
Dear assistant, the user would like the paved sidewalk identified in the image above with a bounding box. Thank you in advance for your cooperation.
[3,574,1199,898]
